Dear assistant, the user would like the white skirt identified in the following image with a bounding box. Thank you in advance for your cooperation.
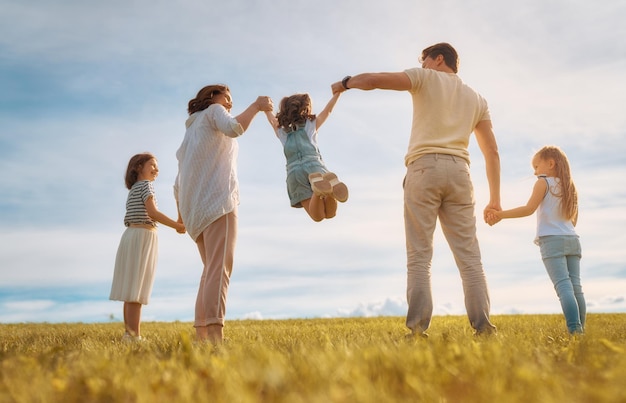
[109,227,159,305]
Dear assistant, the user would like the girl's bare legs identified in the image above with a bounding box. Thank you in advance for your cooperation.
[302,195,326,221]
[324,196,337,218]
[302,195,337,221]
[123,302,142,337]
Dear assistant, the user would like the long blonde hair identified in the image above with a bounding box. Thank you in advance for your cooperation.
[535,145,578,221]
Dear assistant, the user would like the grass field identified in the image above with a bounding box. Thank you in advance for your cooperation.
[1,314,625,402]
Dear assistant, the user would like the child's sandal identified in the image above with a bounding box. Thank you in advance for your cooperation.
[308,172,332,196]
[323,172,349,202]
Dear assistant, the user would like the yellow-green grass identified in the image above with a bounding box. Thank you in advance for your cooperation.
[1,314,625,402]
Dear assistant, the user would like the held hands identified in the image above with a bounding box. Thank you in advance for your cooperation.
[332,75,353,94]
[255,96,274,112]
[175,219,186,234]
[176,224,186,234]
[331,81,346,94]
[484,208,502,226]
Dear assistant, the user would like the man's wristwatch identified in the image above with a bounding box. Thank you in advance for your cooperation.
[341,75,352,90]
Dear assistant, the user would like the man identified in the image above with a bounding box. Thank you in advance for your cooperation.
[332,43,500,336]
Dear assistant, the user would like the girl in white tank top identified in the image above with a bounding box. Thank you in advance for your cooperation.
[486,146,585,334]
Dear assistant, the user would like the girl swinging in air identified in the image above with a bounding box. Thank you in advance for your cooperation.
[265,91,348,222]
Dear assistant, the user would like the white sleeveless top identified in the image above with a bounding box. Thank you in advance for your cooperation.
[535,175,577,243]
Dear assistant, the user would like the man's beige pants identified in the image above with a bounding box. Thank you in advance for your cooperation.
[404,154,496,334]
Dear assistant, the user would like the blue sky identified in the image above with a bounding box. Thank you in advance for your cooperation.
[1,0,625,324]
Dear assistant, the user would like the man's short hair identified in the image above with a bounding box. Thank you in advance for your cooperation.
[421,43,459,73]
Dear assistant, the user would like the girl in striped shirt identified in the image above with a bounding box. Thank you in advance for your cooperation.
[110,153,185,341]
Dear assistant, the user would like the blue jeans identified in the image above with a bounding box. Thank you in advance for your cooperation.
[537,235,585,334]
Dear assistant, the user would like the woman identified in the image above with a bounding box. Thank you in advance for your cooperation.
[174,84,273,343]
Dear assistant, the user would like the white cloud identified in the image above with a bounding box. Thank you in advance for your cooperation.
[3,300,55,312]
[242,312,264,320]
[337,297,407,317]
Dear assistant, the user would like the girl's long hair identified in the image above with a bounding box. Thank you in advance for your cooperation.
[125,153,156,190]
[276,93,315,131]
[535,145,578,221]
[188,84,230,115]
